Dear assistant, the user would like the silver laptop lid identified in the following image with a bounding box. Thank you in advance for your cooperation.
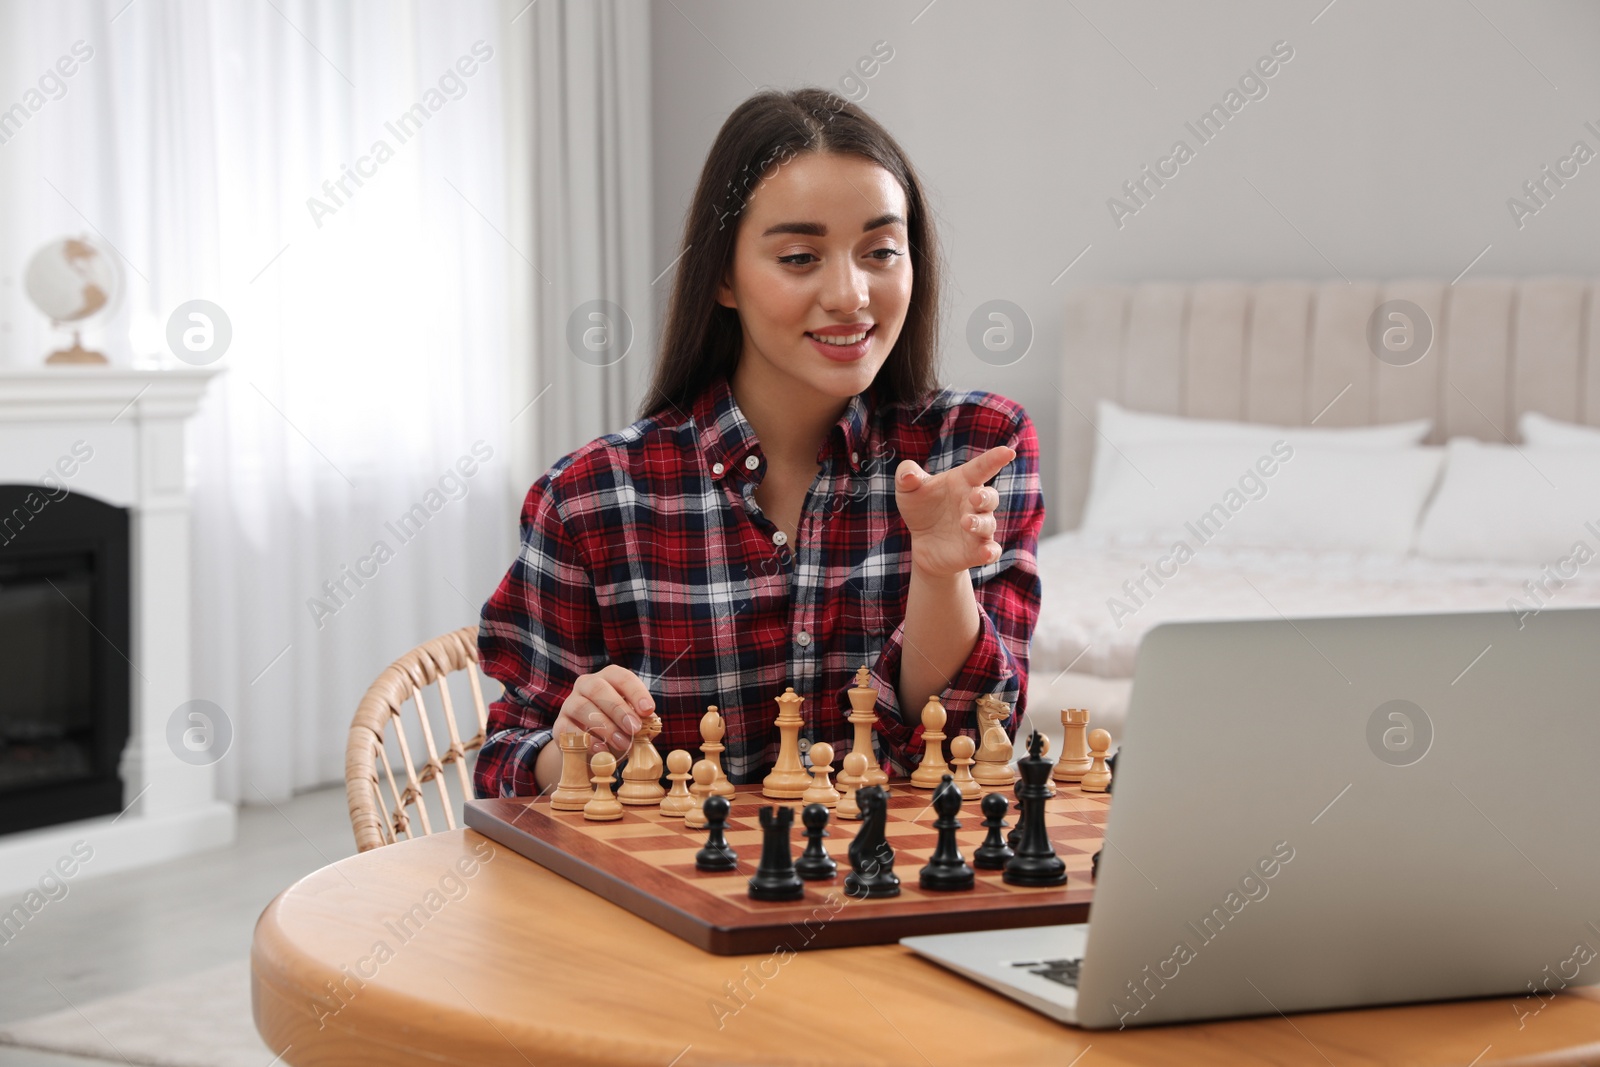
[1076,605,1600,1029]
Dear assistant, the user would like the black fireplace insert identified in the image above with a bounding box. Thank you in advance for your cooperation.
[0,484,131,835]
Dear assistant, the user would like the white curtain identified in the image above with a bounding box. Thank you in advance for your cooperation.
[0,0,653,801]
[504,0,654,491]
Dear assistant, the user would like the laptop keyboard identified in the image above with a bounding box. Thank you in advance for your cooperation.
[1008,957,1083,988]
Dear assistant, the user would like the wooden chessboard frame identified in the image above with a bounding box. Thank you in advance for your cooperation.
[464,780,1104,955]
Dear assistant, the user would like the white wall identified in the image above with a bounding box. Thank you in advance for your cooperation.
[651,0,1600,535]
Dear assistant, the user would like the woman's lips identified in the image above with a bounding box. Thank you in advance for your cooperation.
[806,324,875,362]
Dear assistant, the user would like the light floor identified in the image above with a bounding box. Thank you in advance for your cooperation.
[0,785,357,1066]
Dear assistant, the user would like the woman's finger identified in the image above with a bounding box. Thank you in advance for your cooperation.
[966,513,997,538]
[895,459,930,495]
[599,663,656,718]
[561,695,618,743]
[570,679,637,750]
[956,445,1016,487]
[576,674,640,731]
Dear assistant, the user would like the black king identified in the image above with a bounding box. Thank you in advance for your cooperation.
[1002,730,1068,887]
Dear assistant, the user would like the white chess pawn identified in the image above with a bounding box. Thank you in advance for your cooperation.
[583,751,623,821]
[802,742,840,807]
[836,742,865,796]
[1081,729,1113,793]
[910,695,950,789]
[948,735,981,800]
[684,759,717,829]
[659,749,695,817]
[837,751,867,820]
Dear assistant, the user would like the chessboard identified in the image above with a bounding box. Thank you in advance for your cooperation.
[464,781,1107,956]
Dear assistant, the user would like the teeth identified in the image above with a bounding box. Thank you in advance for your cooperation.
[811,329,869,345]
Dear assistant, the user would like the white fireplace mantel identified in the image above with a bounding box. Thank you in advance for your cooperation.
[0,365,235,895]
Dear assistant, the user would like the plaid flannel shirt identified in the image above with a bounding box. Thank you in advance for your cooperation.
[472,371,1045,798]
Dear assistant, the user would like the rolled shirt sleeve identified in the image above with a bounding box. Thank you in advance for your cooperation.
[863,407,1046,777]
[473,470,607,799]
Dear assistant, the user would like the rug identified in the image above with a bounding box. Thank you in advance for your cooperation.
[0,959,278,1067]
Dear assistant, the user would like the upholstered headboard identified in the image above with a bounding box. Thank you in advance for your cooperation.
[1055,277,1600,530]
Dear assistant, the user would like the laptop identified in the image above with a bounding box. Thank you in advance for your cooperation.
[903,605,1600,1029]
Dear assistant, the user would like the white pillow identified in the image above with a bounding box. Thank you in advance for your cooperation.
[1079,438,1445,554]
[1413,437,1600,563]
[1087,400,1433,511]
[1519,411,1600,448]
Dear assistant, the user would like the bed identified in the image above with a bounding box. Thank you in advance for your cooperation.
[1018,276,1600,748]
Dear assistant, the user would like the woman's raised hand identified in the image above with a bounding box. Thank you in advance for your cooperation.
[554,663,657,757]
[893,444,1016,579]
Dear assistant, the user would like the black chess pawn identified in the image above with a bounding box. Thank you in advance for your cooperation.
[973,791,1014,870]
[794,803,838,880]
[694,794,738,872]
[1003,731,1067,887]
[919,775,976,891]
[748,805,805,901]
[1007,781,1026,852]
[1091,750,1118,881]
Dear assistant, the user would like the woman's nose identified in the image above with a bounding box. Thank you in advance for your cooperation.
[820,259,869,314]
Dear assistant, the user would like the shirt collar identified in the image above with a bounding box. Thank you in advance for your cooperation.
[831,384,873,467]
[691,373,875,480]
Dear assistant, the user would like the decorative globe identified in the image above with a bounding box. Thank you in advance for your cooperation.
[24,236,123,363]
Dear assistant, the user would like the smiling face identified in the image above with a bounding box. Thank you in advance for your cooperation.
[717,150,913,408]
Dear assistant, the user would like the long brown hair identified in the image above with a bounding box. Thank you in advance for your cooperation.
[639,87,942,421]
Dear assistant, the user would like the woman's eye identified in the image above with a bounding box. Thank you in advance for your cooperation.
[777,248,904,267]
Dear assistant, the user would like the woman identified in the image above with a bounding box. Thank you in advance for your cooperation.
[473,87,1044,798]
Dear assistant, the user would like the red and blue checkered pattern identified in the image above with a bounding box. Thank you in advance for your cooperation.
[473,372,1045,798]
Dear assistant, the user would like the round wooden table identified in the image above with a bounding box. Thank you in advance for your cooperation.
[252,828,1600,1066]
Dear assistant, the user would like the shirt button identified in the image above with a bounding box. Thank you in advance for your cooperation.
[744,454,760,471]
[772,530,788,546]
[798,737,812,755]
[711,462,725,476]
[851,451,859,465]
[796,630,811,647]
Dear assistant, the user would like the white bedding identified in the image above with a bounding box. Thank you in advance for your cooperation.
[1028,530,1600,681]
